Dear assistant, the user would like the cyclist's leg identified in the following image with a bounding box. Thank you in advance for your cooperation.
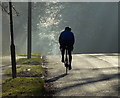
[68,50,72,63]
[68,45,73,70]
[60,46,65,63]
[68,49,72,69]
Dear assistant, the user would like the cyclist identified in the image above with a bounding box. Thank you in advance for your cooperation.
[59,27,75,70]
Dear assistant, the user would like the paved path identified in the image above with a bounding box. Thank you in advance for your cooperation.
[46,53,119,96]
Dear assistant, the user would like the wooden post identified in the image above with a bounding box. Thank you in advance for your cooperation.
[27,2,32,59]
[9,2,16,78]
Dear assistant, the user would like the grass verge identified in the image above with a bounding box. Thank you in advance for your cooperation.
[17,57,42,65]
[6,65,44,77]
[2,54,46,96]
[2,77,44,96]
[17,53,41,57]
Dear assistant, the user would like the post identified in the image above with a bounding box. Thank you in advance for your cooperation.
[27,2,32,59]
[9,2,16,78]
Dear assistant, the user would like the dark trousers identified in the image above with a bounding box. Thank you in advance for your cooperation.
[60,40,74,65]
[61,47,72,65]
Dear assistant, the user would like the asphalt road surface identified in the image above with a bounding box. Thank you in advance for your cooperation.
[45,53,119,96]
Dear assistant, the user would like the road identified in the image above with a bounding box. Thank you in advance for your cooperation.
[45,53,119,96]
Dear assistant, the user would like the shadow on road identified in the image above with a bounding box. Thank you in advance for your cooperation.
[74,67,119,71]
[3,74,43,78]
[56,73,120,93]
[45,73,67,83]
[93,53,119,56]
[77,53,119,56]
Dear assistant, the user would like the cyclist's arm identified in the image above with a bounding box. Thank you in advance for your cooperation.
[59,33,62,44]
[72,33,75,45]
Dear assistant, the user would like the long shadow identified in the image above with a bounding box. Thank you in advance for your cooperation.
[3,74,42,77]
[74,67,120,71]
[95,53,119,56]
[45,73,67,83]
[74,53,119,56]
[56,73,120,93]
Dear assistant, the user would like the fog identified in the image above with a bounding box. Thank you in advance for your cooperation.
[2,2,118,56]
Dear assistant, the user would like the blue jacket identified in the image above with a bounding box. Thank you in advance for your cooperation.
[59,30,75,45]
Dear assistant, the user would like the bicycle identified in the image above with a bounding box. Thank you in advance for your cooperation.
[64,46,69,75]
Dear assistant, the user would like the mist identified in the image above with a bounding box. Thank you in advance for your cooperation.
[2,2,118,56]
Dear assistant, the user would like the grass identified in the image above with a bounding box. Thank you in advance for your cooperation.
[2,53,46,96]
[6,65,44,77]
[2,77,44,96]
[17,57,42,65]
[17,53,41,57]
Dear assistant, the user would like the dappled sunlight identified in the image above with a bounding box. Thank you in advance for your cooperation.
[2,2,118,55]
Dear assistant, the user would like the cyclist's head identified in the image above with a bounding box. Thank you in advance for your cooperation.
[65,27,71,31]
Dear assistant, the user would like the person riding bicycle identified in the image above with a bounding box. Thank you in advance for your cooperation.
[59,27,75,70]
